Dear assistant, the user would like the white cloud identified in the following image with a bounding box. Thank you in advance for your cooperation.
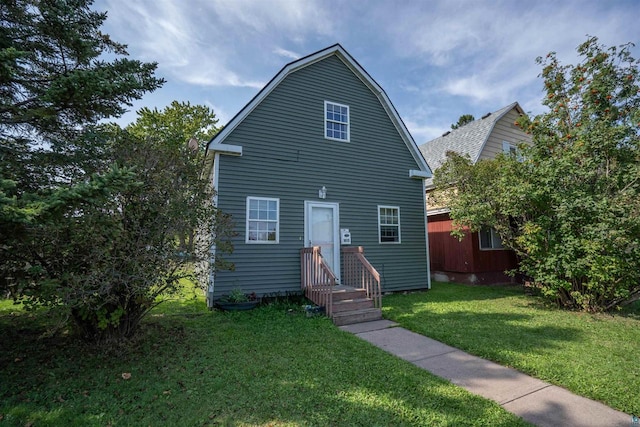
[205,101,231,127]
[94,0,640,137]
[404,119,449,143]
[443,76,493,103]
[208,0,333,35]
[98,0,332,89]
[384,0,639,107]
[273,47,301,60]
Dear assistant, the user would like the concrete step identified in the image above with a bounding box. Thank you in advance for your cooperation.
[332,298,375,313]
[332,308,382,326]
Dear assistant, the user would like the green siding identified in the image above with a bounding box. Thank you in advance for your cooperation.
[214,55,428,297]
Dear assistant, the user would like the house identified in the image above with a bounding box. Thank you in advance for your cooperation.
[204,44,432,322]
[419,102,531,285]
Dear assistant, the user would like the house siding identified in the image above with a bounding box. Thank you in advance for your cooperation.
[213,55,428,297]
[428,213,517,284]
[423,104,530,285]
[478,109,532,160]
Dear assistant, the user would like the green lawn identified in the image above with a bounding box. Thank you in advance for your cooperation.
[0,296,529,426]
[382,282,640,415]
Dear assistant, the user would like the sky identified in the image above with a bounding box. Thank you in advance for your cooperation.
[94,0,639,143]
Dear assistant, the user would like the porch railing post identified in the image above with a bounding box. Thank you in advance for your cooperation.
[341,246,381,309]
[300,246,336,317]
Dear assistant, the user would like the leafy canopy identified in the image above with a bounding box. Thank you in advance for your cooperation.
[434,36,640,311]
[127,101,219,151]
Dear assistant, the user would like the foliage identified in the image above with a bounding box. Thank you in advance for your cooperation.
[218,288,257,303]
[0,296,529,426]
[7,125,231,341]
[434,36,640,311]
[126,101,220,252]
[127,101,219,151]
[1,0,164,300]
[383,283,640,415]
[451,114,475,129]
[0,0,163,141]
[0,1,235,341]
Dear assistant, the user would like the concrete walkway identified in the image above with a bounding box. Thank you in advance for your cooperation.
[340,320,632,427]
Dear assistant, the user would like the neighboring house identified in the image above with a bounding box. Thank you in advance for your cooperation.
[204,44,432,318]
[419,102,531,284]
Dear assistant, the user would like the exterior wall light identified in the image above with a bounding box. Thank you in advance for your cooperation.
[318,186,327,199]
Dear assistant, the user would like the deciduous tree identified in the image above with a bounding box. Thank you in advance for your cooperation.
[127,101,220,252]
[434,37,640,311]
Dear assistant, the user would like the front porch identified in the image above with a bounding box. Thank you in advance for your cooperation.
[300,246,382,325]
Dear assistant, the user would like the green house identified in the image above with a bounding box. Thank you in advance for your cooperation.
[204,44,432,321]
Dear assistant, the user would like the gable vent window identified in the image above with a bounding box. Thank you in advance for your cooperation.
[325,101,350,141]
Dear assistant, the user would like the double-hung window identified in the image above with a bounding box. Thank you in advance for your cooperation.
[479,226,503,250]
[325,101,349,141]
[246,197,279,243]
[378,206,401,243]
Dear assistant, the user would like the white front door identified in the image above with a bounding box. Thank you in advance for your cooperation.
[305,201,340,281]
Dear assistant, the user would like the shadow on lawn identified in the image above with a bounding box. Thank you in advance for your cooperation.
[615,299,640,320]
[0,304,529,427]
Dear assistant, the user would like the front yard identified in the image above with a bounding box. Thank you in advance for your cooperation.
[0,296,528,426]
[383,282,640,416]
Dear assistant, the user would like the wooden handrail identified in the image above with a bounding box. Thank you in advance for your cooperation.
[342,246,382,309]
[300,246,337,316]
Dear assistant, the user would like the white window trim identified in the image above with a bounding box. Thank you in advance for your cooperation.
[478,227,504,251]
[324,100,350,142]
[502,141,523,161]
[246,196,280,244]
[378,205,401,244]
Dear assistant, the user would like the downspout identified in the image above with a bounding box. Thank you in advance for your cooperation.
[422,178,431,289]
[207,152,221,308]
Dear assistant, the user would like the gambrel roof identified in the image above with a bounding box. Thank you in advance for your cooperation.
[206,44,432,178]
[419,102,524,171]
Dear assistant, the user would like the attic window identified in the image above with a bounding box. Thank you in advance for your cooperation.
[325,101,350,142]
[502,141,523,161]
[481,112,492,119]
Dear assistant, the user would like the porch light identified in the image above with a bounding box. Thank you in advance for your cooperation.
[318,186,327,199]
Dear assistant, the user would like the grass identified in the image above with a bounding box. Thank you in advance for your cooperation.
[382,282,640,415]
[0,295,530,426]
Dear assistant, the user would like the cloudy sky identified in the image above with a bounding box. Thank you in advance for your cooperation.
[94,0,639,143]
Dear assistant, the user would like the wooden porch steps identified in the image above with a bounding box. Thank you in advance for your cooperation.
[301,246,382,327]
[330,285,382,326]
[332,308,382,326]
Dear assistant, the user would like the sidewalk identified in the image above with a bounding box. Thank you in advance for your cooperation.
[340,320,632,427]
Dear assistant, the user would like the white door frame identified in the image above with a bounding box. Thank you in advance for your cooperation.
[304,201,340,282]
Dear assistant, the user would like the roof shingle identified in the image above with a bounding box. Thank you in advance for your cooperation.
[419,102,522,171]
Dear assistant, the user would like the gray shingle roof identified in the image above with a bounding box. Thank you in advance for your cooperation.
[419,102,521,171]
